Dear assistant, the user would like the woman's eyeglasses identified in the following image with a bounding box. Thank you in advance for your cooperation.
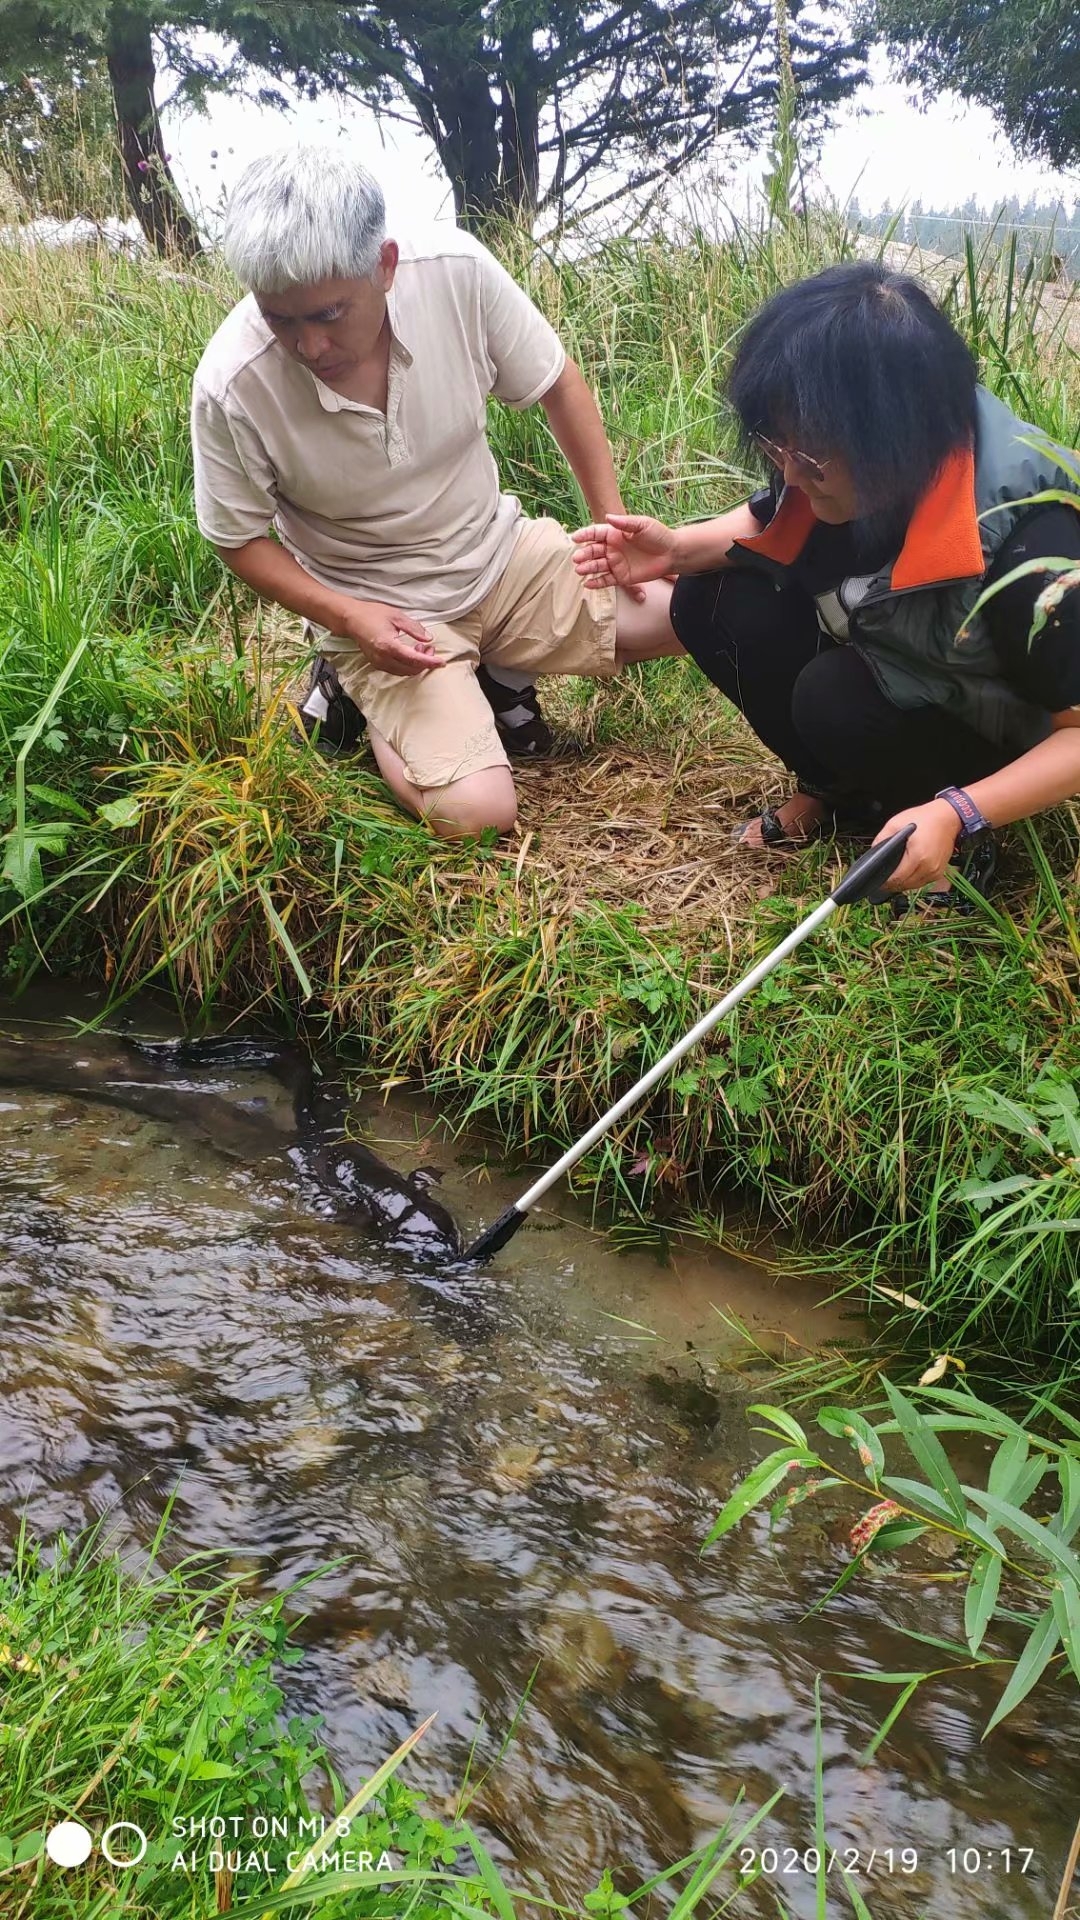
[754,430,830,487]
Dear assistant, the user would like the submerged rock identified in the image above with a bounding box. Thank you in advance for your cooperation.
[489,1440,547,1491]
[536,1583,631,1690]
[277,1423,345,1471]
[357,1651,413,1708]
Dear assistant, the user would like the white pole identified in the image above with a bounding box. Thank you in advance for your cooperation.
[512,895,838,1216]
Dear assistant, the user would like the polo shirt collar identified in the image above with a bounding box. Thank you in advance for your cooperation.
[386,283,412,358]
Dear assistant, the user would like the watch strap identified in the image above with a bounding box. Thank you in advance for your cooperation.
[935,785,992,837]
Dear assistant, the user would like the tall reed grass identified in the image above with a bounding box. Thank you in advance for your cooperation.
[1,217,1080,1360]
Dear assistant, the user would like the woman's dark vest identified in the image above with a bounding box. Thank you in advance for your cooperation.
[731,387,1080,749]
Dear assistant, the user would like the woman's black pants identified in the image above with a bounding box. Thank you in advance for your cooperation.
[670,567,1008,816]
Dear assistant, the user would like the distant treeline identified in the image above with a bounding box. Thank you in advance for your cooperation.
[850,197,1080,274]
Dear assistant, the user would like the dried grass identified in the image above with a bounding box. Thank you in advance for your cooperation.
[509,741,788,933]
[280,646,797,944]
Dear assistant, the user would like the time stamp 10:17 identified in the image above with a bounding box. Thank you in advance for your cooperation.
[738,1845,1036,1878]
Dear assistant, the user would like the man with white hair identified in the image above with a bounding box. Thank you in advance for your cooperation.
[191,146,678,837]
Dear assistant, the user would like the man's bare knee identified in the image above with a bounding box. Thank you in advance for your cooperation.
[419,770,518,839]
[368,730,516,837]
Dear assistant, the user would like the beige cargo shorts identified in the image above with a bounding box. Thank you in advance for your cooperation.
[318,516,617,790]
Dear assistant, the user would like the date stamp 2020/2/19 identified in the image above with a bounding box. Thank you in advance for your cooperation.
[738,1844,1037,1878]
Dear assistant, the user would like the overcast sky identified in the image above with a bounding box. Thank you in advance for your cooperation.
[162,47,1077,240]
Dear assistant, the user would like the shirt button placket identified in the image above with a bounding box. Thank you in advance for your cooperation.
[385,350,407,468]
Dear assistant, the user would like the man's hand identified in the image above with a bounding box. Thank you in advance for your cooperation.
[571,513,680,591]
[872,798,961,891]
[338,600,445,678]
[210,539,444,676]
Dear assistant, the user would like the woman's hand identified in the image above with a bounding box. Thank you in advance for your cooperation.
[872,799,961,891]
[571,513,680,590]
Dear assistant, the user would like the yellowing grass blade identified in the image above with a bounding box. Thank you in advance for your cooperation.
[256,881,313,1001]
[874,1282,927,1313]
[259,1712,436,1917]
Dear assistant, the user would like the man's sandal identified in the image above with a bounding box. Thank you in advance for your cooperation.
[297,655,367,757]
[475,666,554,757]
[295,656,556,761]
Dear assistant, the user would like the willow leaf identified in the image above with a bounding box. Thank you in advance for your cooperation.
[1052,1580,1080,1685]
[964,1550,1002,1656]
[884,1379,967,1524]
[983,1609,1061,1737]
[702,1449,815,1548]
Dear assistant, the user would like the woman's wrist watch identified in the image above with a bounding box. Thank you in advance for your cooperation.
[934,785,993,837]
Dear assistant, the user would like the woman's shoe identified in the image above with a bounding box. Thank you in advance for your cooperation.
[732,795,832,848]
[732,806,820,849]
[923,828,1000,912]
[733,792,886,850]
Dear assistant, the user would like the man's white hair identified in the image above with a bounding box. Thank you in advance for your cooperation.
[222,145,387,293]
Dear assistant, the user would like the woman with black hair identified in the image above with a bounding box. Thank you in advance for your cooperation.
[571,261,1080,896]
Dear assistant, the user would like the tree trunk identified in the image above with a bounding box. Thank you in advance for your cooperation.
[498,24,541,219]
[105,2,202,257]
[418,57,504,230]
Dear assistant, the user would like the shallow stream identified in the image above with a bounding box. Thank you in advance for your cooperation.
[0,990,1075,1918]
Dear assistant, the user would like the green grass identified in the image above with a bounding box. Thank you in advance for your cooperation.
[0,1514,478,1919]
[1,219,1080,1363]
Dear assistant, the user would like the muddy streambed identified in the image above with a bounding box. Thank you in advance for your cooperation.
[0,991,1075,1919]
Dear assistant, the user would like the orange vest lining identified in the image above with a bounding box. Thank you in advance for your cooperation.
[731,443,985,593]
